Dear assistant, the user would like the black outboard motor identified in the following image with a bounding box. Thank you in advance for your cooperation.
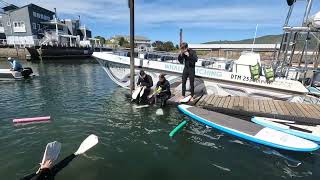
[21,67,33,78]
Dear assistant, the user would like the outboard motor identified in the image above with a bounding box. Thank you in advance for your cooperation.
[21,67,33,78]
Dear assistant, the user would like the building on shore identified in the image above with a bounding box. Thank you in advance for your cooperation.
[0,3,99,48]
[108,35,152,50]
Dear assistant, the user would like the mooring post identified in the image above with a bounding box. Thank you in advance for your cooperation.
[129,0,135,94]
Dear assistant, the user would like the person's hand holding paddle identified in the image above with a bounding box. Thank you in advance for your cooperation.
[40,160,53,169]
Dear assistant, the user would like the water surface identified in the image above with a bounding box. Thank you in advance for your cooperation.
[0,59,319,180]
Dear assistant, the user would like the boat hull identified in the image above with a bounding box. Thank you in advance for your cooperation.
[93,52,320,103]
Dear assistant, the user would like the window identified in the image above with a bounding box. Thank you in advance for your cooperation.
[40,14,44,19]
[7,21,11,26]
[13,21,26,33]
[32,23,37,30]
[0,22,3,33]
[33,12,37,17]
[37,13,40,18]
[38,24,41,29]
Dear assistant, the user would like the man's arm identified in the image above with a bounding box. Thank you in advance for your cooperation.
[137,77,141,86]
[190,50,198,63]
[51,154,77,175]
[147,75,153,88]
[178,54,184,64]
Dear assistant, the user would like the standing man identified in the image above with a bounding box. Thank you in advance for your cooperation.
[178,42,198,101]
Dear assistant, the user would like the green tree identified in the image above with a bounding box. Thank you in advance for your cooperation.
[163,41,175,51]
[94,36,106,44]
[118,37,129,47]
[175,44,179,49]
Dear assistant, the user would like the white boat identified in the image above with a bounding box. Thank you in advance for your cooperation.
[92,51,319,103]
[93,0,320,104]
[0,68,34,81]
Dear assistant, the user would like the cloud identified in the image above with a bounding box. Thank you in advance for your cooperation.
[10,0,289,30]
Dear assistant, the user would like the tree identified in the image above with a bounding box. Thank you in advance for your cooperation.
[175,44,179,49]
[94,36,106,44]
[118,37,129,47]
[152,41,164,48]
[162,41,175,51]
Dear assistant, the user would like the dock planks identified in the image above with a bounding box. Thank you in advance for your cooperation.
[193,95,320,124]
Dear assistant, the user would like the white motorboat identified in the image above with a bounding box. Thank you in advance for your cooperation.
[0,68,34,81]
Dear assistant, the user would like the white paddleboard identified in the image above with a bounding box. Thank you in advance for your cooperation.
[178,105,319,152]
[40,141,61,165]
[252,117,320,143]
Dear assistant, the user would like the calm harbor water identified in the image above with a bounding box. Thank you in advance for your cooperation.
[1,59,320,180]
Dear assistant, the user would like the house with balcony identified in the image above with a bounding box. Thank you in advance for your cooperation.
[0,4,55,46]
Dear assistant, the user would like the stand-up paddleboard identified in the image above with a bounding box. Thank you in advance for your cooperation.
[178,105,319,152]
[132,86,143,100]
[179,95,192,103]
[40,141,61,165]
[252,117,320,143]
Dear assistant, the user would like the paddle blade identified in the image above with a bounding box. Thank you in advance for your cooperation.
[41,141,61,165]
[132,86,142,100]
[75,134,98,155]
[139,86,146,97]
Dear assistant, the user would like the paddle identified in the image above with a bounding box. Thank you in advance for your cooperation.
[132,86,143,100]
[139,86,146,98]
[40,141,61,165]
[74,134,99,155]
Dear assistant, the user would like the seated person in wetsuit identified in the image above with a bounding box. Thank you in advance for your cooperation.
[21,154,77,180]
[8,57,23,72]
[136,70,153,103]
[152,74,171,107]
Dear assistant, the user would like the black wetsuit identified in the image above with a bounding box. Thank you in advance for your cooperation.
[178,49,198,97]
[21,154,76,180]
[137,74,153,102]
[156,79,171,107]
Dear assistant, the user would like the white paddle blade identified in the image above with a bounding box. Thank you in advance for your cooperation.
[139,86,146,97]
[41,141,61,165]
[75,134,99,155]
[132,86,142,100]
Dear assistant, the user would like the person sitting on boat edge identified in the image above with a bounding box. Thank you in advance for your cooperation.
[137,70,153,103]
[178,42,198,101]
[7,57,23,72]
[150,74,171,107]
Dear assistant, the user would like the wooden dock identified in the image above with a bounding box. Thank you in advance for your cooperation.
[168,93,320,124]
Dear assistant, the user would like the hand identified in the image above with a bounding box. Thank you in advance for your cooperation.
[184,51,189,57]
[41,160,53,169]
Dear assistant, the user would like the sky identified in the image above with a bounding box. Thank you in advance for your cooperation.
[6,0,320,44]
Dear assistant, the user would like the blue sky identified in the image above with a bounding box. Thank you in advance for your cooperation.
[10,0,320,44]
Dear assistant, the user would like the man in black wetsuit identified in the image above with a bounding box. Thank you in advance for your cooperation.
[178,42,198,101]
[155,74,171,107]
[21,154,77,180]
[137,70,153,103]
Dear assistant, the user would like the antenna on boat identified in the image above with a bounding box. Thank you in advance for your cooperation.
[251,24,259,52]
[180,28,183,47]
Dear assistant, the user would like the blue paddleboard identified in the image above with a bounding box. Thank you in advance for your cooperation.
[178,105,319,152]
[252,117,320,143]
